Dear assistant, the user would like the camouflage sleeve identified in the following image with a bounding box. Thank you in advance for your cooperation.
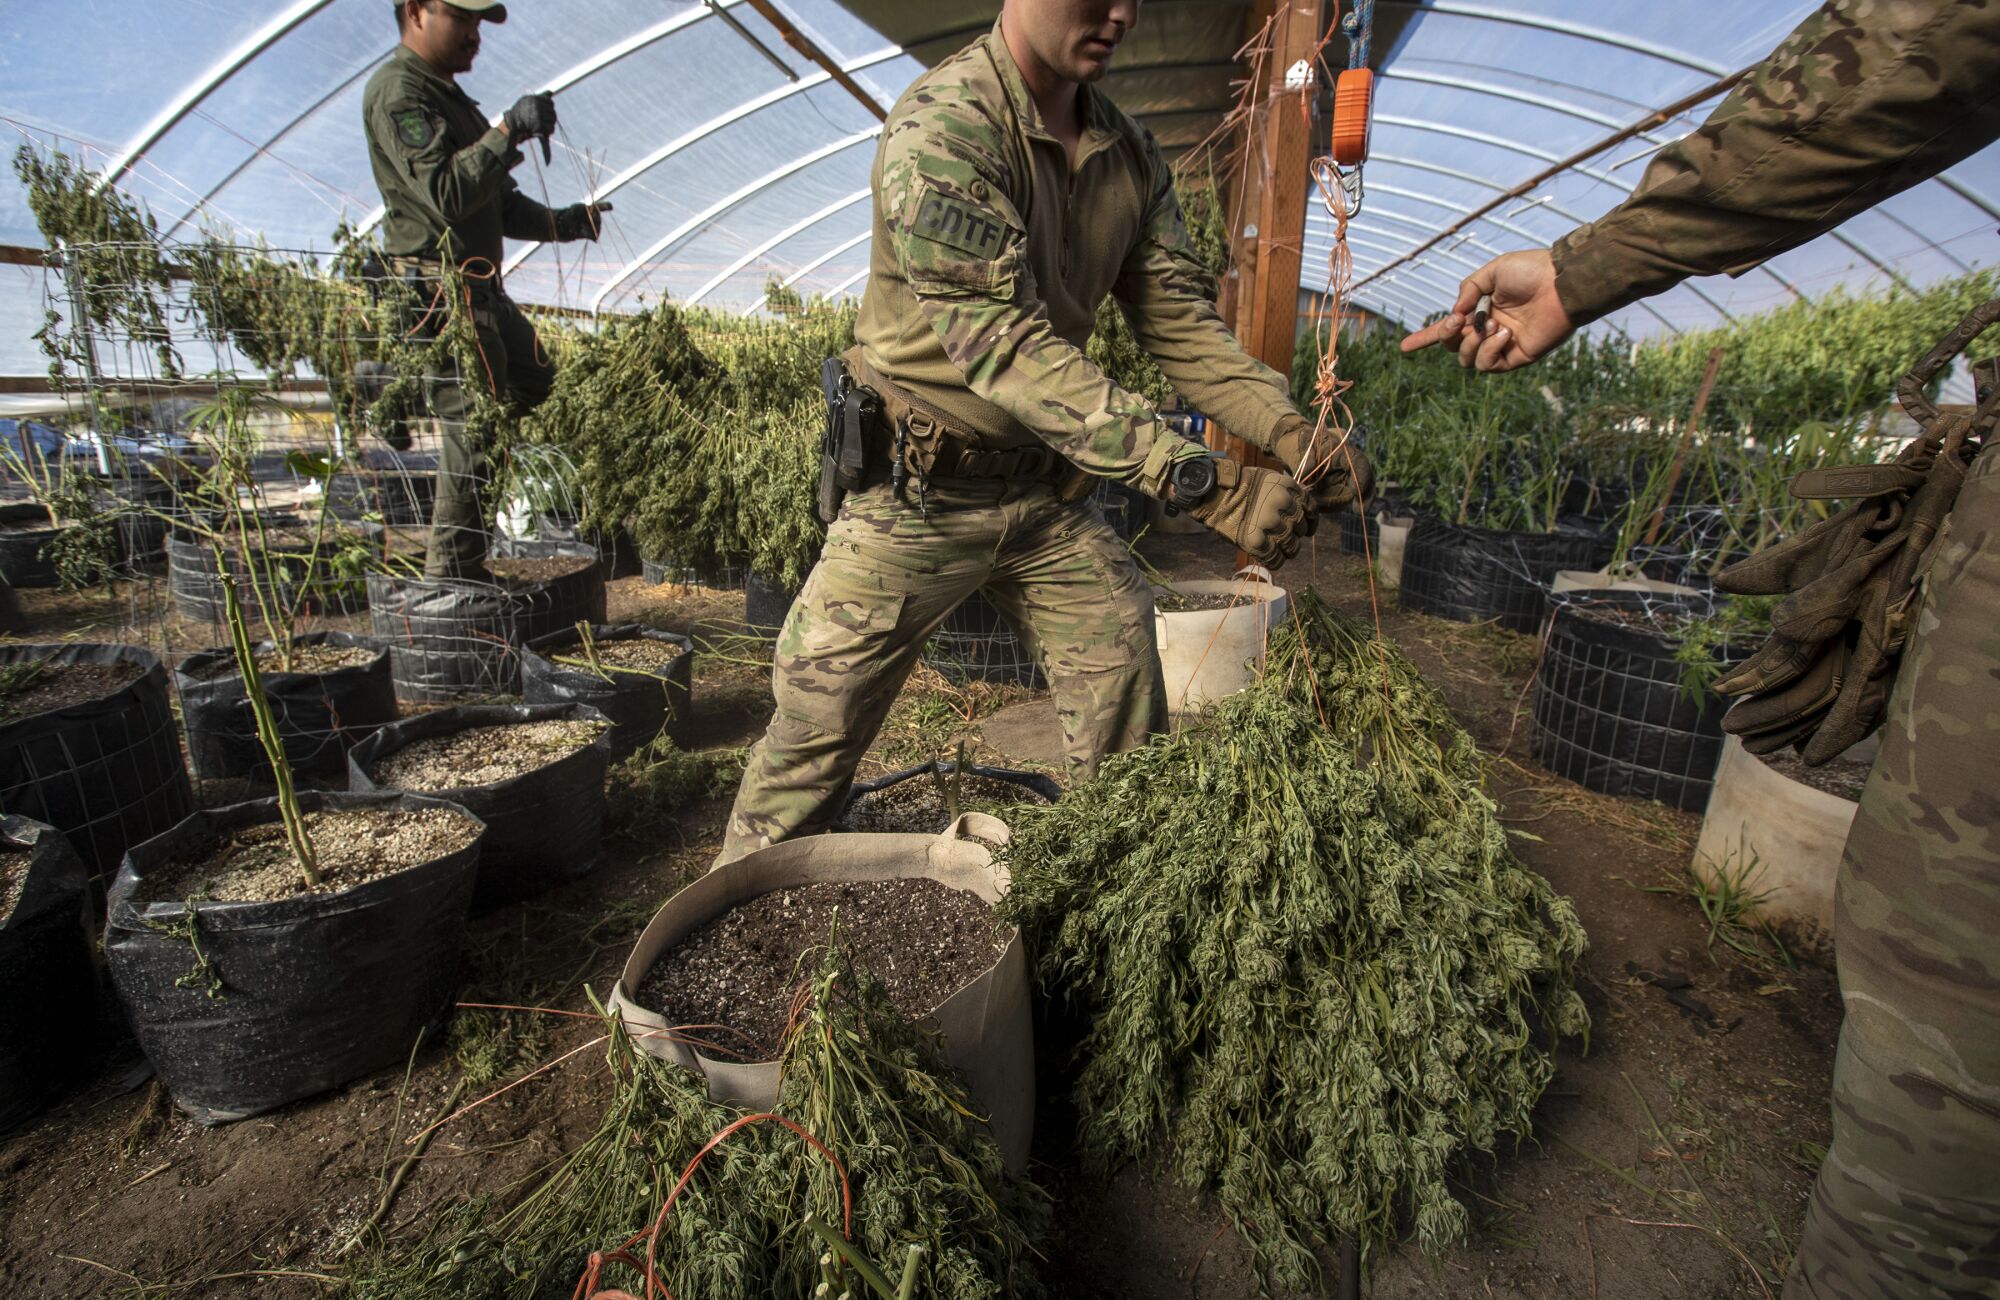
[501,188,561,243]
[370,94,515,234]
[880,105,1201,497]
[1552,0,2000,327]
[1113,139,1300,454]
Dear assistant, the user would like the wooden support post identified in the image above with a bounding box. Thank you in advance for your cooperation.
[1214,0,1321,564]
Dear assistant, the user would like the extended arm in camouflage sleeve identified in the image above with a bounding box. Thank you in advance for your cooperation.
[882,110,1199,497]
[1553,0,2000,326]
[1113,145,1300,454]
[374,98,517,240]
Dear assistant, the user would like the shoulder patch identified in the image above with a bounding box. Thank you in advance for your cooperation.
[392,108,436,150]
[910,189,1009,262]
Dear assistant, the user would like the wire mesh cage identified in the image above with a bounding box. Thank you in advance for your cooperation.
[1397,517,1611,634]
[921,589,1046,689]
[0,643,194,886]
[1528,589,1756,812]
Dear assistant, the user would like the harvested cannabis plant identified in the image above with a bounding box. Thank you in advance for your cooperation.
[999,591,1588,1291]
[347,941,1047,1299]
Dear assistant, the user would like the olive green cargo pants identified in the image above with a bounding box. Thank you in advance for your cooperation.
[1785,440,2000,1299]
[423,284,555,578]
[718,480,1165,863]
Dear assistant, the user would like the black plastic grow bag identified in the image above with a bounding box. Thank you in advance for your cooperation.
[174,631,398,781]
[327,464,438,527]
[843,761,1063,833]
[348,703,612,913]
[1528,590,1753,812]
[494,539,606,646]
[0,815,97,1133]
[104,790,483,1123]
[1398,517,1610,634]
[521,625,692,758]
[744,570,799,632]
[367,572,522,702]
[0,643,193,885]
[165,532,299,625]
[921,589,1046,688]
[0,502,62,589]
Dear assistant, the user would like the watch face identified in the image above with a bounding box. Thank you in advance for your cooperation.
[1176,456,1217,501]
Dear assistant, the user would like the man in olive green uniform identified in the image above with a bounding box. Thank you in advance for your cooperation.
[1402,3,2000,1294]
[362,0,608,577]
[719,0,1371,861]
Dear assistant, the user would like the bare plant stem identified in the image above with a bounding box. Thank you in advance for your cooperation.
[220,570,319,887]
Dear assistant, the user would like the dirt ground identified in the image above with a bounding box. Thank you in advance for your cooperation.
[0,527,1841,1299]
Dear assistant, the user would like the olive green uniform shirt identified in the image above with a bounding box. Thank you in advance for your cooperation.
[858,21,1301,497]
[361,44,561,268]
[1551,0,2000,326]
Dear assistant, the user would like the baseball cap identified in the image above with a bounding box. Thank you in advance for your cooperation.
[400,0,509,22]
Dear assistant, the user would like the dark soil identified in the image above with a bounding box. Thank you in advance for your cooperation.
[135,806,481,905]
[1566,600,1699,635]
[0,660,143,723]
[367,719,604,791]
[0,850,29,924]
[485,555,593,585]
[636,878,1006,1060]
[1756,744,1872,802]
[550,637,686,675]
[1153,590,1251,613]
[181,642,377,681]
[844,771,1051,835]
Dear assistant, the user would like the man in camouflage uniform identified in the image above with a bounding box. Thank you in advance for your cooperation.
[1402,2,2000,1294]
[362,0,608,577]
[719,0,1372,861]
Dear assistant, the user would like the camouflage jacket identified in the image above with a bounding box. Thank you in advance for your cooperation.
[857,20,1300,496]
[1553,0,2000,326]
[362,45,559,269]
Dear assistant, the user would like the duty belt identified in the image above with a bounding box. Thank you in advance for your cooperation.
[844,350,1072,488]
[900,410,1064,482]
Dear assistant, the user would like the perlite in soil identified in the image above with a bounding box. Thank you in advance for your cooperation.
[999,590,1589,1291]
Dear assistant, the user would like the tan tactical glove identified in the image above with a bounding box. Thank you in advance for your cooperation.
[1272,416,1375,512]
[1181,458,1315,569]
[1712,298,1999,765]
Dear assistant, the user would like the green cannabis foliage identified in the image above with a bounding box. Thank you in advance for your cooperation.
[524,302,851,587]
[14,145,181,382]
[999,591,1588,1290]
[1308,267,1996,560]
[347,943,1046,1299]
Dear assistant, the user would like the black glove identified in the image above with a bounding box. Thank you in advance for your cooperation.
[503,91,556,163]
[553,202,612,242]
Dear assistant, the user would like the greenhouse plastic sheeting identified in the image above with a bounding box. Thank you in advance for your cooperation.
[0,0,1995,380]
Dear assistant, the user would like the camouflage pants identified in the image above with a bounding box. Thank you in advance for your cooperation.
[718,480,1164,862]
[423,287,554,578]
[1786,440,2000,1299]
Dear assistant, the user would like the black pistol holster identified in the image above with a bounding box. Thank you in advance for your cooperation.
[818,356,881,525]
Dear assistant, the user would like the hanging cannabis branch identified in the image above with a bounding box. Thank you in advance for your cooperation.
[999,590,1589,1292]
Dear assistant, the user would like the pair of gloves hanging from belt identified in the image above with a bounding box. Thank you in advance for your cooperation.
[502,92,612,242]
[1166,416,1374,569]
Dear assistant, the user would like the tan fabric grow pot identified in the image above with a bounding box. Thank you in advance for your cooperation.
[1375,515,1415,587]
[1154,570,1288,716]
[1692,736,1864,940]
[1550,569,1706,599]
[607,812,1034,1170]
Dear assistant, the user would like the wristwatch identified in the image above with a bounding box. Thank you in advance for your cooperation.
[1166,453,1220,514]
